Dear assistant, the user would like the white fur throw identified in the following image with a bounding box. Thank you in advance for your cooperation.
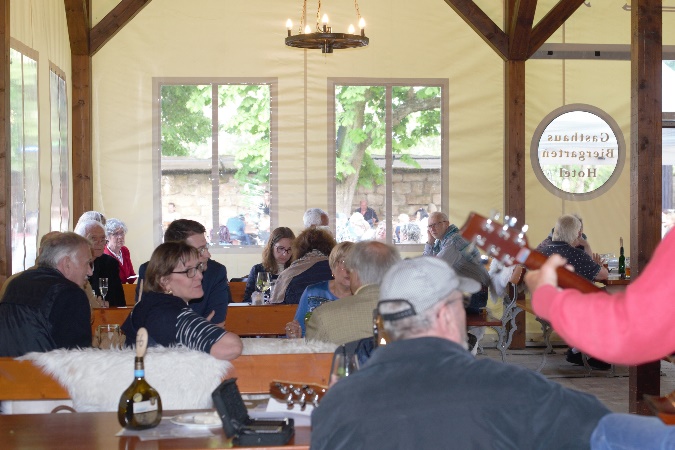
[17,339,336,413]
[20,347,232,412]
[241,338,337,355]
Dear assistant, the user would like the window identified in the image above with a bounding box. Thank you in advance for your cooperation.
[9,43,39,273]
[156,79,276,248]
[49,65,69,231]
[329,80,448,245]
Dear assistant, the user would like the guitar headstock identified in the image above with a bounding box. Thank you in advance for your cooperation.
[459,212,530,268]
[270,380,327,410]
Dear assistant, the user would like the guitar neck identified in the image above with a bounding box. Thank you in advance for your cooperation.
[459,212,602,294]
[515,244,601,293]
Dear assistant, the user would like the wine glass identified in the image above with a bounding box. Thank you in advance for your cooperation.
[256,272,271,302]
[99,278,109,307]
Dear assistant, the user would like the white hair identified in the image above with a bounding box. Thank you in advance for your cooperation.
[303,208,328,228]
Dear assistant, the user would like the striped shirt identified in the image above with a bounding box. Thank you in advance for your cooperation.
[121,290,226,353]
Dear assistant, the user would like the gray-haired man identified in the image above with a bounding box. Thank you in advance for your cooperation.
[311,256,609,450]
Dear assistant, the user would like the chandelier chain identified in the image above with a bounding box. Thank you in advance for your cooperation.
[354,0,361,19]
[315,0,322,32]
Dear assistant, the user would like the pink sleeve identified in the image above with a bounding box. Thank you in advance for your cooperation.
[532,231,675,365]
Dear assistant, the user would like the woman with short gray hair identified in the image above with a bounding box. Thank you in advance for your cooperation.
[104,218,136,284]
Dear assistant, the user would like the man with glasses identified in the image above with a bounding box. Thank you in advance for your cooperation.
[136,219,231,326]
[0,232,94,356]
[423,211,491,352]
[311,257,609,450]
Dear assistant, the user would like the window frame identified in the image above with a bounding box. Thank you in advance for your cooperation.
[152,77,278,252]
[327,78,449,248]
[48,62,70,232]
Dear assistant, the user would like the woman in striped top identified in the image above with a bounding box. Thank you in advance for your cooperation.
[121,242,242,360]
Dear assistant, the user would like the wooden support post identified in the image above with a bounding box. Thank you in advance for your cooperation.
[629,0,662,415]
[0,0,9,282]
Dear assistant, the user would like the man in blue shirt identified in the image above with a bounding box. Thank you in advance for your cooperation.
[136,219,230,325]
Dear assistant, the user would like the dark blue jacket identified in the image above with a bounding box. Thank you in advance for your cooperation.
[0,266,91,357]
[282,260,332,305]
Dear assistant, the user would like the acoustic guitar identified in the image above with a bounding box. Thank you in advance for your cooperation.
[459,212,601,294]
[269,381,327,410]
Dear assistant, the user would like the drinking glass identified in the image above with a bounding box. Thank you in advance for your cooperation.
[330,350,359,386]
[256,272,271,302]
[96,324,121,349]
[99,278,109,307]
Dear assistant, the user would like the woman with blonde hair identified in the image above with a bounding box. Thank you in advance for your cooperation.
[287,241,355,336]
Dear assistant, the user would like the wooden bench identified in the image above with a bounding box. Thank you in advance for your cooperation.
[0,352,333,401]
[91,304,297,338]
[122,284,136,306]
[229,281,246,303]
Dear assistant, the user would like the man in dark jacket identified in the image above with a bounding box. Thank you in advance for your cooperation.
[0,232,93,357]
[136,219,231,325]
[311,257,610,450]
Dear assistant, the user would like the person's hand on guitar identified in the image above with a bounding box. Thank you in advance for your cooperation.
[524,254,573,292]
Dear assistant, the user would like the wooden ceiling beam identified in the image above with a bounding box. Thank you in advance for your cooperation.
[528,0,585,58]
[64,0,89,55]
[90,0,153,56]
[507,0,537,60]
[443,0,508,60]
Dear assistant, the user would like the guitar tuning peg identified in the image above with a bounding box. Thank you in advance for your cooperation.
[508,216,517,227]
[479,254,490,265]
[489,209,498,221]
[521,224,529,233]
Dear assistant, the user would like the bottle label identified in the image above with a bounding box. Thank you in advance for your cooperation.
[134,370,145,377]
[132,397,160,425]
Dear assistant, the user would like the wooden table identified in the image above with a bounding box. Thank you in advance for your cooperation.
[599,275,631,294]
[0,411,310,449]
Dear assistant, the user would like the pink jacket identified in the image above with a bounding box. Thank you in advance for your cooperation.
[532,230,675,365]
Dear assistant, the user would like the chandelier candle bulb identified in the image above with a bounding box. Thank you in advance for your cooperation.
[322,14,329,32]
[348,24,355,34]
[286,19,292,36]
[359,17,366,36]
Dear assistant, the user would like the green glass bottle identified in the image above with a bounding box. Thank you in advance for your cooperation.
[118,327,162,429]
[618,237,626,279]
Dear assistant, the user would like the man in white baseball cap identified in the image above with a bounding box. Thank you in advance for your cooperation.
[311,256,609,450]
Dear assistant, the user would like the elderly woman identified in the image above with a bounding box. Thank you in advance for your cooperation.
[399,222,422,244]
[269,227,336,305]
[287,241,354,336]
[244,227,295,302]
[121,242,242,360]
[74,219,125,307]
[104,218,136,284]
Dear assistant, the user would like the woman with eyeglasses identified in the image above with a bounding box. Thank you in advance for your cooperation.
[269,227,336,305]
[244,227,296,302]
[103,218,136,284]
[121,242,242,360]
[286,241,354,337]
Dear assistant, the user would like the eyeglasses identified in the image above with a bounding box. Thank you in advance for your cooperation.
[274,246,292,255]
[172,262,205,278]
[427,220,448,230]
[197,245,210,257]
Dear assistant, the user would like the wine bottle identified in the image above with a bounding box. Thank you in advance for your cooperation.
[618,237,626,279]
[118,327,162,429]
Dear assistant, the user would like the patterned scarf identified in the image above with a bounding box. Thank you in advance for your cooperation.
[269,250,328,304]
